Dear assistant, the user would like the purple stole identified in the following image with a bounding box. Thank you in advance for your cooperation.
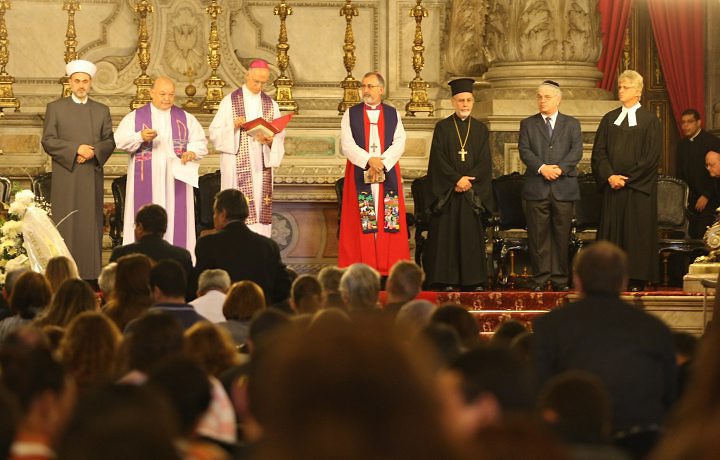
[348,103,400,234]
[133,103,189,248]
[230,89,274,226]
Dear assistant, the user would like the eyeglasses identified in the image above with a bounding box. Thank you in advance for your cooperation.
[361,84,381,90]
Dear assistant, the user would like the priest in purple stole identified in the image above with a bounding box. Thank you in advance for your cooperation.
[41,60,115,280]
[209,59,286,238]
[115,77,208,258]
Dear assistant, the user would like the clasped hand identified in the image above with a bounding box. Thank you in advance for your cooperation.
[367,157,384,182]
[608,174,628,189]
[455,176,475,193]
[76,144,95,164]
[540,164,562,181]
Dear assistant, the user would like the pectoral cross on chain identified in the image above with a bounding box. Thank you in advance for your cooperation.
[458,148,467,162]
[370,142,378,154]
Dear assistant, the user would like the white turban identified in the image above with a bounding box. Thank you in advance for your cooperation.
[65,59,97,78]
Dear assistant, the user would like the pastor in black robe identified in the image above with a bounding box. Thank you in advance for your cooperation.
[42,97,115,280]
[591,106,661,283]
[422,114,493,288]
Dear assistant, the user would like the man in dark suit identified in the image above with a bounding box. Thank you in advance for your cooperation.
[195,189,291,305]
[110,204,194,299]
[519,80,583,291]
[532,241,676,459]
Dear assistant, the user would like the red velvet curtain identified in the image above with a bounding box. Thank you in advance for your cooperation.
[648,0,706,133]
[596,0,632,91]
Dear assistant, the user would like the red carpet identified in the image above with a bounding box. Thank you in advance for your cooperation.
[382,289,702,334]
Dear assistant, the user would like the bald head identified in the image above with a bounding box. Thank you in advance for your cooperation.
[150,77,176,111]
[706,150,720,178]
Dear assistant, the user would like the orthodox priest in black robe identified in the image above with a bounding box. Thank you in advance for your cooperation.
[591,70,661,290]
[423,79,493,291]
[41,60,115,280]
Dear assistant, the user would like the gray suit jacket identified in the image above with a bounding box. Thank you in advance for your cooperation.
[518,112,583,201]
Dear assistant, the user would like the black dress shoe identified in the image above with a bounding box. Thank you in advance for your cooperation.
[442,285,457,292]
[553,284,570,292]
[530,284,543,292]
[472,285,485,292]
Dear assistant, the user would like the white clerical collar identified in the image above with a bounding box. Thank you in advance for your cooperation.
[613,102,641,127]
[689,129,702,142]
[71,94,88,104]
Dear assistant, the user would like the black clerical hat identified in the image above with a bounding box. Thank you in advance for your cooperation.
[449,78,475,96]
[541,79,560,88]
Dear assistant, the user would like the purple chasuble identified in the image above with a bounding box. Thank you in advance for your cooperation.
[133,104,189,247]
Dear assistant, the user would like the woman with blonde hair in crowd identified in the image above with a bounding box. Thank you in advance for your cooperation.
[219,281,265,345]
[45,255,80,293]
[35,278,97,328]
[59,311,123,388]
[103,254,154,331]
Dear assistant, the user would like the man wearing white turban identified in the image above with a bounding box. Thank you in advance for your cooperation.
[41,59,116,280]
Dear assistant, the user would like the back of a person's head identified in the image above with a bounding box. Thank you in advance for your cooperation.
[418,322,462,368]
[98,262,117,300]
[3,268,28,300]
[249,318,453,460]
[223,280,266,320]
[197,269,231,295]
[538,370,613,444]
[122,311,184,373]
[491,320,529,348]
[248,308,291,355]
[291,274,323,314]
[0,341,67,416]
[184,322,240,377]
[59,311,123,388]
[386,260,424,303]
[449,345,534,415]
[37,279,96,328]
[112,254,153,305]
[147,356,213,437]
[45,256,79,293]
[396,299,436,337]
[339,263,380,311]
[149,259,187,299]
[318,266,344,294]
[214,188,249,221]
[574,241,628,295]
[57,384,181,460]
[10,271,52,319]
[135,204,168,235]
[431,303,480,349]
[463,416,571,460]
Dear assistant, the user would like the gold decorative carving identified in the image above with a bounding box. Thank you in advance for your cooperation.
[273,0,298,114]
[201,0,225,113]
[338,0,360,115]
[405,0,433,117]
[0,0,19,115]
[130,0,154,110]
[60,0,80,98]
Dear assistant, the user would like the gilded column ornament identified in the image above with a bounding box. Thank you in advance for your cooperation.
[483,0,603,88]
[130,0,154,110]
[60,0,80,97]
[201,0,225,113]
[405,0,433,117]
[446,0,487,77]
[273,0,298,114]
[0,0,19,114]
[338,0,360,115]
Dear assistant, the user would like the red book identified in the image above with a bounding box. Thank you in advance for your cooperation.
[242,113,293,137]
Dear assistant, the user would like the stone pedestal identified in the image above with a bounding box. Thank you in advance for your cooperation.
[684,262,720,293]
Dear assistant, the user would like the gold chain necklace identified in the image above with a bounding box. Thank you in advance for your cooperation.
[452,115,471,161]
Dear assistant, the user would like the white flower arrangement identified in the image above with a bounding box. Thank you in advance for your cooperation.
[0,190,52,285]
